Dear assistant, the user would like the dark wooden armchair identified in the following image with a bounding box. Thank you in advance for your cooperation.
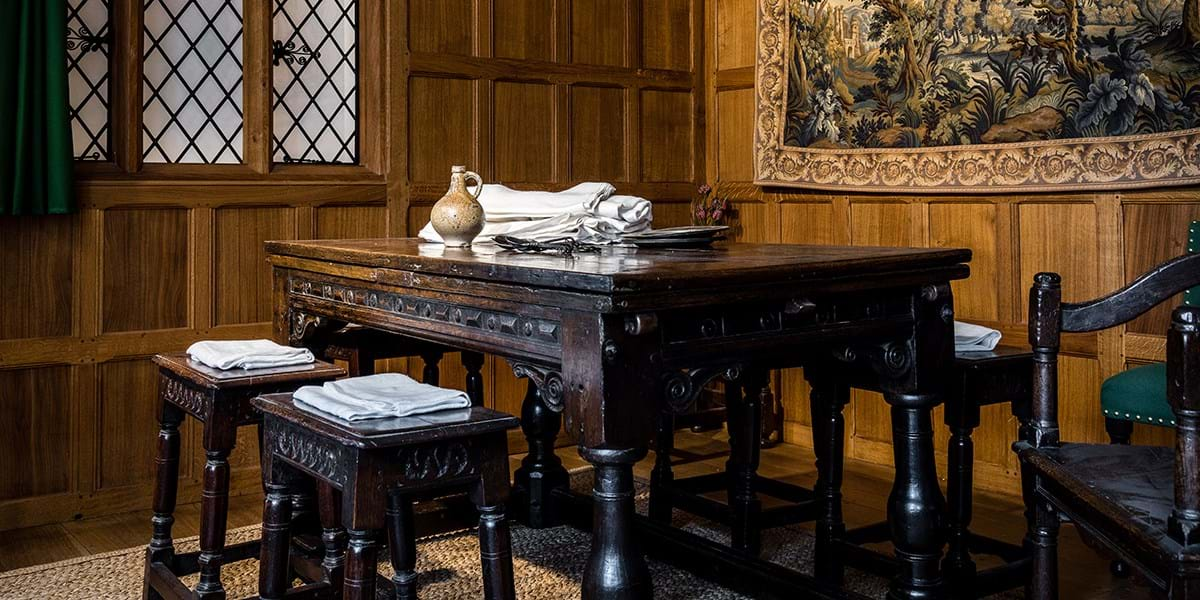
[1018,252,1200,599]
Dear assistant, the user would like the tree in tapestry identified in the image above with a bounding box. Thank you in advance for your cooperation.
[783,0,1200,149]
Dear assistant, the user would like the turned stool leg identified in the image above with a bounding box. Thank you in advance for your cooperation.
[259,481,295,600]
[472,453,516,600]
[144,400,184,600]
[648,410,676,523]
[318,482,348,590]
[387,493,418,600]
[196,445,233,599]
[345,529,380,600]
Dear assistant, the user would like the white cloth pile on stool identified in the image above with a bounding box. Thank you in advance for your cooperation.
[294,373,472,421]
[187,339,315,370]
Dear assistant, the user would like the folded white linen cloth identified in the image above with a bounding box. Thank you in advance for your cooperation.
[293,373,472,422]
[419,183,652,244]
[187,339,315,370]
[954,321,1002,352]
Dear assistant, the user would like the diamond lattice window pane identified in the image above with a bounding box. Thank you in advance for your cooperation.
[272,0,358,164]
[143,0,244,164]
[67,0,111,161]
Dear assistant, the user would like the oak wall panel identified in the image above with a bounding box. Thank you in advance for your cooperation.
[641,90,695,182]
[0,216,74,340]
[716,89,754,182]
[409,1,473,55]
[409,77,475,182]
[98,359,180,490]
[0,367,73,501]
[1123,203,1200,334]
[1018,203,1099,304]
[101,208,189,333]
[780,202,834,245]
[851,202,912,247]
[570,0,627,67]
[494,81,556,183]
[715,0,755,69]
[494,0,555,61]
[929,203,999,322]
[570,85,626,181]
[643,0,692,71]
[214,207,297,325]
[316,204,389,240]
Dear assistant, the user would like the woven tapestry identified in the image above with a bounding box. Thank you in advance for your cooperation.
[754,0,1200,192]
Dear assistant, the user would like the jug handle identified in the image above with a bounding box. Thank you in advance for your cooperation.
[465,171,483,199]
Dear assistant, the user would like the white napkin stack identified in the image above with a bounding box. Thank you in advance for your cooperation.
[954,321,1002,352]
[418,182,653,244]
[294,373,472,422]
[187,339,315,370]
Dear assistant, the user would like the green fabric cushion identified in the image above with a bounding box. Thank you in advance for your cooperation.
[1100,362,1174,427]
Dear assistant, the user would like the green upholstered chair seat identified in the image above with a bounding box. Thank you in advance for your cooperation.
[1100,363,1174,427]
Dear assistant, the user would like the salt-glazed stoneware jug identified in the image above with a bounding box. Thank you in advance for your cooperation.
[430,165,485,247]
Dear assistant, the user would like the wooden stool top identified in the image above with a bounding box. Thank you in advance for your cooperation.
[253,392,519,449]
[153,352,345,390]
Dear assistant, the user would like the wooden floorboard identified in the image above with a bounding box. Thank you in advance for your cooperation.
[0,433,1154,598]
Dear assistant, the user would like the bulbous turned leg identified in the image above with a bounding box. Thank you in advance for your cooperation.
[580,447,652,600]
[387,492,417,600]
[513,381,569,528]
[885,395,946,600]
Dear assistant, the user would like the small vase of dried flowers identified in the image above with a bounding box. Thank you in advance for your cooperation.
[692,184,727,226]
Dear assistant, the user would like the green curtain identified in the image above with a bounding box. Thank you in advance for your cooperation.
[0,0,74,216]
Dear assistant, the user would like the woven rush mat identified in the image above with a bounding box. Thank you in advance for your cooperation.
[0,472,1020,599]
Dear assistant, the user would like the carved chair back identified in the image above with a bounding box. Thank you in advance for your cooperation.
[1027,251,1200,545]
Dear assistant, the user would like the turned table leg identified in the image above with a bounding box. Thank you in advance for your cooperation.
[726,374,763,556]
[513,381,569,528]
[463,351,485,407]
[809,374,848,585]
[886,394,947,600]
[580,447,652,600]
[420,349,443,385]
[648,411,675,523]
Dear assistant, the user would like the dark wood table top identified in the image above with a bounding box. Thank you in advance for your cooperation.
[266,238,971,294]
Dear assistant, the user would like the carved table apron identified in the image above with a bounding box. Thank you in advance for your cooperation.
[265,239,970,600]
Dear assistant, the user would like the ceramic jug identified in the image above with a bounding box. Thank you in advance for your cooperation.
[430,166,485,247]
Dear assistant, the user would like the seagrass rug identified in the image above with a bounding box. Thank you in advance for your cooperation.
[0,476,1020,599]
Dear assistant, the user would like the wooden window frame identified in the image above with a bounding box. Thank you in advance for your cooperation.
[74,0,386,182]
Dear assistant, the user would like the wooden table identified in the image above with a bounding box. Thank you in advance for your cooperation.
[265,239,970,600]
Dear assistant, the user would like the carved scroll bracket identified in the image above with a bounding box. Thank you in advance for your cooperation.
[662,365,743,414]
[288,310,345,347]
[508,361,565,412]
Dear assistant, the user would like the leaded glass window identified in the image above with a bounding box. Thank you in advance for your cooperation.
[142,0,245,164]
[67,0,111,161]
[272,0,358,164]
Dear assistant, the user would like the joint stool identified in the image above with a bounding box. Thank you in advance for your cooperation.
[254,393,520,600]
[143,353,345,600]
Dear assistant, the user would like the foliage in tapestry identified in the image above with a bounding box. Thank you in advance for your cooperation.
[783,0,1200,148]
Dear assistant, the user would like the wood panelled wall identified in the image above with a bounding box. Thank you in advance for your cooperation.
[706,0,1193,495]
[0,0,702,531]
